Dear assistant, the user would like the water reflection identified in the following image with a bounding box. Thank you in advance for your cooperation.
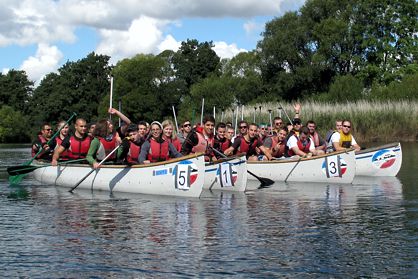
[0,145,417,277]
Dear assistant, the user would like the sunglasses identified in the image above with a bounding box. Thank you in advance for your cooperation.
[239,126,247,129]
[183,124,191,127]
[44,128,52,131]
[343,125,351,128]
[274,122,283,125]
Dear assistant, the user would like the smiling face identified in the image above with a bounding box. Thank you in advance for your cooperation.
[150,123,162,139]
[341,120,352,135]
[41,124,53,139]
[203,121,215,136]
[75,119,87,137]
[216,127,226,139]
[163,124,173,138]
[248,124,258,139]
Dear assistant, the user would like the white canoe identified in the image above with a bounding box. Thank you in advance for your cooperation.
[355,142,402,177]
[247,149,356,184]
[32,153,206,198]
[204,155,247,191]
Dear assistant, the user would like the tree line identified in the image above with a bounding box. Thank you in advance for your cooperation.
[0,0,417,143]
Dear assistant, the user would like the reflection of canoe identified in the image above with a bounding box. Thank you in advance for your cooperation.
[32,154,205,198]
[204,155,247,191]
[247,149,356,184]
[355,142,402,177]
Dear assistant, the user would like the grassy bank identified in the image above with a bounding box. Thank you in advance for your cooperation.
[222,100,418,143]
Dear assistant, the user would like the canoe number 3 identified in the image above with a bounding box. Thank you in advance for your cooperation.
[325,155,342,178]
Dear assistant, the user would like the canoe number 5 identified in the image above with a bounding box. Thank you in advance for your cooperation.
[175,164,191,190]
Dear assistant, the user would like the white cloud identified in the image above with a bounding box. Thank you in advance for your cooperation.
[213,41,247,59]
[96,16,166,64]
[158,35,181,53]
[20,43,63,84]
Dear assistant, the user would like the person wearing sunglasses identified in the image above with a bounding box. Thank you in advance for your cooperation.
[328,119,361,152]
[181,115,216,161]
[31,123,57,160]
[177,120,192,145]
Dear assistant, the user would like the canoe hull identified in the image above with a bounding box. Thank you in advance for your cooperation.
[32,154,205,198]
[247,149,356,184]
[355,142,402,177]
[204,155,247,191]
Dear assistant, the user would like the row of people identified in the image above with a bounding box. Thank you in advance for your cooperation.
[32,106,360,168]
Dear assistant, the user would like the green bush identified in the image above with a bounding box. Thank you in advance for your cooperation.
[0,105,31,143]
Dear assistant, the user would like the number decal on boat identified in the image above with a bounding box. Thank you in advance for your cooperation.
[173,160,199,190]
[324,155,342,178]
[219,163,234,187]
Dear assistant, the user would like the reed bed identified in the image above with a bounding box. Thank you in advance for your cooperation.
[218,100,418,143]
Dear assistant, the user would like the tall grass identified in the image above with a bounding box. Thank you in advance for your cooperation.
[218,100,418,143]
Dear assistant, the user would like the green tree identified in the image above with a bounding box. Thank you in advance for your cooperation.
[172,39,221,90]
[0,105,30,143]
[0,70,33,112]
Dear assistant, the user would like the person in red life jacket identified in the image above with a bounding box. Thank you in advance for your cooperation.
[287,126,323,158]
[306,120,327,152]
[225,125,235,142]
[32,123,57,160]
[213,122,231,158]
[162,119,182,152]
[86,119,122,169]
[119,124,144,164]
[258,123,268,141]
[139,121,182,164]
[108,107,132,141]
[262,128,288,160]
[52,118,91,166]
[328,119,361,152]
[181,115,216,161]
[54,120,70,161]
[224,123,271,161]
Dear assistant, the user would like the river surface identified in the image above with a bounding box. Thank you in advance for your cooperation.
[0,143,417,278]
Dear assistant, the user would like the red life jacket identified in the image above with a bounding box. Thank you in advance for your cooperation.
[97,136,117,161]
[191,132,214,156]
[166,137,182,152]
[288,137,312,156]
[31,134,55,159]
[56,137,70,160]
[68,135,92,159]
[311,131,320,147]
[269,136,286,158]
[215,137,231,152]
[237,136,259,155]
[127,141,141,164]
[147,138,170,162]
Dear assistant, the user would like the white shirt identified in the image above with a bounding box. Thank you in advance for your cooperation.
[287,135,315,153]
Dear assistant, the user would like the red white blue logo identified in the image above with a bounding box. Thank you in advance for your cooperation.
[372,149,396,169]
[172,160,199,187]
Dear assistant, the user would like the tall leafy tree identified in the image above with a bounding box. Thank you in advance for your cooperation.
[0,70,33,112]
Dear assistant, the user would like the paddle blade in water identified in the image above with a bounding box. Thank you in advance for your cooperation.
[9,174,25,185]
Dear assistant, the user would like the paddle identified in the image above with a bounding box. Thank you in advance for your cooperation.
[284,156,303,183]
[68,137,129,193]
[9,112,77,185]
[7,159,86,176]
[209,146,274,187]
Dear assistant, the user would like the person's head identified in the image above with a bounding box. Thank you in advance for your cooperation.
[238,120,248,135]
[341,120,352,135]
[162,120,176,140]
[74,118,87,137]
[149,121,163,139]
[306,120,316,134]
[41,123,53,139]
[259,123,267,136]
[286,122,293,132]
[225,122,233,128]
[248,123,258,139]
[126,124,139,141]
[202,115,215,136]
[299,126,310,142]
[216,122,227,139]
[93,119,111,138]
[292,118,302,131]
[226,127,234,140]
[335,120,343,131]
[57,120,69,137]
[88,123,96,135]
[273,116,284,129]
[181,120,192,134]
[137,121,148,138]
[277,128,288,142]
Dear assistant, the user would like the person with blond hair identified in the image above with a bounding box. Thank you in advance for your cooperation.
[162,119,182,152]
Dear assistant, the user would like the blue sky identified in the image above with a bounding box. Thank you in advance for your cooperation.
[0,0,305,84]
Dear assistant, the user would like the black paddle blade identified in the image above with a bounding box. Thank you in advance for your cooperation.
[259,177,274,187]
[7,165,41,176]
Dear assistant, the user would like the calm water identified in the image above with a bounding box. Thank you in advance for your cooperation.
[0,143,417,278]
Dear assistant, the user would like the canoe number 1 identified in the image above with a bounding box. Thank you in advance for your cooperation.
[219,163,234,187]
